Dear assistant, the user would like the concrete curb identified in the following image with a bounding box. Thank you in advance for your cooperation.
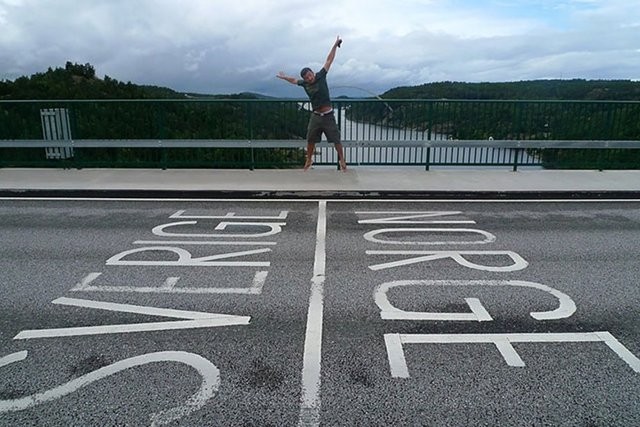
[2,189,639,200]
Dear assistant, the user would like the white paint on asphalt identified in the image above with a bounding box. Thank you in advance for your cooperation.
[298,200,327,427]
[13,297,250,339]
[356,211,476,224]
[366,250,528,271]
[0,350,220,426]
[385,332,640,378]
[363,228,497,245]
[0,350,27,368]
[170,209,289,220]
[105,246,271,267]
[152,221,286,238]
[71,271,268,294]
[374,280,576,321]
[50,297,235,319]
[133,240,277,246]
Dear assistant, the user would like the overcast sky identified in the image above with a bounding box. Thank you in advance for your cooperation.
[1,0,639,97]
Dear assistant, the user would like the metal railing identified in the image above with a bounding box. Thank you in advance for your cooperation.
[1,99,639,170]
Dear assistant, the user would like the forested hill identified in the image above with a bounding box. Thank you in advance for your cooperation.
[0,62,181,99]
[0,62,259,100]
[382,79,640,101]
[4,62,640,101]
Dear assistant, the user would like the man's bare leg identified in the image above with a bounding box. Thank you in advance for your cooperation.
[304,142,315,171]
[335,143,347,172]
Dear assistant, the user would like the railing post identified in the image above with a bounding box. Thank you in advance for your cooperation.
[248,102,254,170]
[160,140,168,170]
[250,140,255,171]
[425,147,431,171]
[337,100,342,171]
[512,148,521,171]
[155,102,168,170]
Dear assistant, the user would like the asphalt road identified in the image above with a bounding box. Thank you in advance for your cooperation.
[1,198,639,426]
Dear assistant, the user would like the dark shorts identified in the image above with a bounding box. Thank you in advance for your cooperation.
[306,112,341,144]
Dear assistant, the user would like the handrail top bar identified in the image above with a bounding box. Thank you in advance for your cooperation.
[2,139,638,149]
[1,98,640,104]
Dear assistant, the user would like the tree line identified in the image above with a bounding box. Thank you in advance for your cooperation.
[381,79,640,101]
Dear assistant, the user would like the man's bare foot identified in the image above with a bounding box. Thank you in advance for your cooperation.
[303,158,313,171]
[339,160,347,172]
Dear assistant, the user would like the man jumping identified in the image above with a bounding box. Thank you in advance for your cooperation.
[277,36,347,171]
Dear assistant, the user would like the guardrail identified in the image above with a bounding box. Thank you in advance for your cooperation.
[1,99,639,170]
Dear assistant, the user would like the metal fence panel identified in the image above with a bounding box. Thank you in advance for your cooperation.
[0,99,638,169]
[41,108,74,159]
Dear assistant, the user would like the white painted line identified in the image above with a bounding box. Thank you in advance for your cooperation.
[14,297,250,339]
[162,277,180,289]
[71,272,102,291]
[133,240,277,246]
[170,210,289,219]
[105,246,271,267]
[298,200,327,427]
[597,332,640,373]
[384,334,409,378]
[0,350,219,426]
[494,340,526,367]
[387,332,640,377]
[0,350,27,369]
[356,211,466,214]
[356,211,475,224]
[51,297,220,319]
[367,250,528,272]
[14,317,249,339]
[70,271,269,295]
[464,298,493,322]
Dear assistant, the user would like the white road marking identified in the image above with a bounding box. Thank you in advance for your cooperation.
[51,297,227,319]
[366,250,528,272]
[13,297,250,339]
[105,246,271,267]
[385,332,640,378]
[374,280,576,321]
[363,228,497,245]
[133,240,277,246]
[356,211,476,225]
[14,318,249,339]
[71,271,269,295]
[0,350,219,426]
[152,221,285,238]
[0,351,27,368]
[170,210,289,219]
[298,200,327,427]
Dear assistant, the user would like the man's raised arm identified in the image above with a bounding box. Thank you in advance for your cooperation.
[323,36,342,72]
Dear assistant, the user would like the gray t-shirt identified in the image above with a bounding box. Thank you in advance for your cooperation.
[298,68,331,110]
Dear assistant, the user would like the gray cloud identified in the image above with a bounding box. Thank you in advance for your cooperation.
[1,0,638,97]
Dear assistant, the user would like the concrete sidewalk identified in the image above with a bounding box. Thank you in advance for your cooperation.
[1,167,639,198]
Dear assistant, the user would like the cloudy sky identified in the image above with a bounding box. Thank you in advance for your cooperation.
[1,0,639,97]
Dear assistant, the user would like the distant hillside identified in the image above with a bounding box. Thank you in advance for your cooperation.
[0,62,262,100]
[382,79,640,101]
[5,63,638,102]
